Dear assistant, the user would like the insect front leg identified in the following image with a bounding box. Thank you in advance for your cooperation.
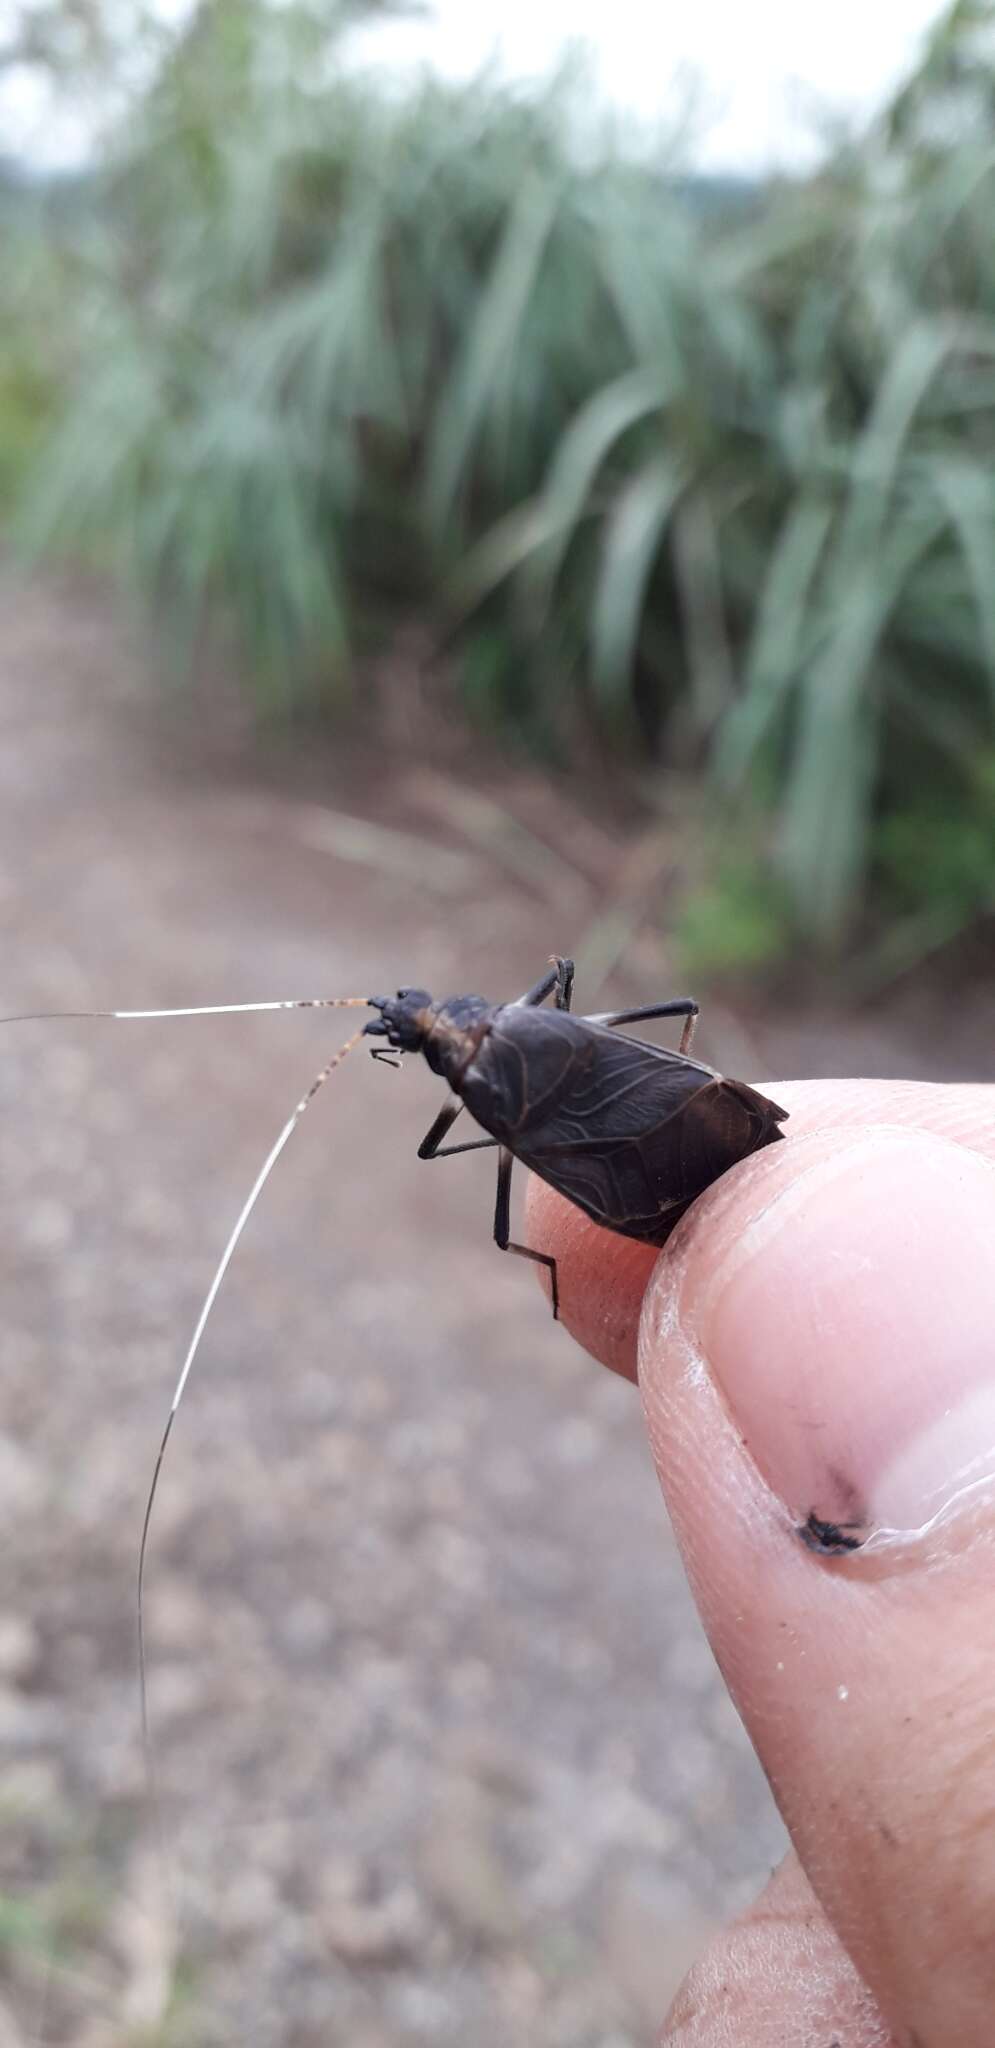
[551,956,574,1012]
[417,1094,498,1161]
[515,956,574,1012]
[591,997,699,1055]
[493,1146,559,1320]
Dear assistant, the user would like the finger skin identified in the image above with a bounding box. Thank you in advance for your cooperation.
[526,1081,995,1381]
[527,1081,995,2048]
[661,1853,896,2048]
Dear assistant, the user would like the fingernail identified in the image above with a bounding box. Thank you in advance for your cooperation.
[689,1129,995,1538]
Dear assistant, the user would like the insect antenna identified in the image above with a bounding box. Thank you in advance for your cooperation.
[0,996,370,1025]
[136,1026,366,1855]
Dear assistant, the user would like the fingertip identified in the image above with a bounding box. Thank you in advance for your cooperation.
[527,1077,995,1401]
[525,1175,656,1382]
[634,1109,995,2048]
[661,1856,888,2048]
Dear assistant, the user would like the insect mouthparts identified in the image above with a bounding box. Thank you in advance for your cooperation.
[362,990,435,1052]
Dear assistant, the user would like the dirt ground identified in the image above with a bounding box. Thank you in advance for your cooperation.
[0,572,992,2048]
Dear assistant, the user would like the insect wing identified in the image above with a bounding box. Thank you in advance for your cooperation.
[456,1002,590,1137]
[497,1017,715,1239]
[491,1019,785,1244]
[518,1112,705,1237]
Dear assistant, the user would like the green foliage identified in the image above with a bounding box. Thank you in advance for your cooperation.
[676,853,796,984]
[7,0,995,954]
[0,193,67,507]
[877,755,995,916]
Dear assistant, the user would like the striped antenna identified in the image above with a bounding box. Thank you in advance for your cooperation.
[0,997,371,1024]
[137,1027,367,1844]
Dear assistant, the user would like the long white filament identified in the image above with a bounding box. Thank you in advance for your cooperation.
[0,997,369,1025]
[137,1028,365,1797]
[1,989,370,1775]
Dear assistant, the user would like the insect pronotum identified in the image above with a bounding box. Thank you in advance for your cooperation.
[2,958,790,1790]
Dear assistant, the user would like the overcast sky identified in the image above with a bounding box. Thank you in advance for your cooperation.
[358,0,945,172]
[6,0,945,171]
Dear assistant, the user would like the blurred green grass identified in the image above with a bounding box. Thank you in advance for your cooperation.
[2,0,994,959]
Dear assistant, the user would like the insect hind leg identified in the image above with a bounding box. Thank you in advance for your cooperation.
[493,1147,559,1320]
[589,996,699,1054]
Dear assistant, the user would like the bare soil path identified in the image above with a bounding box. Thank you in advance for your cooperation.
[0,573,991,2046]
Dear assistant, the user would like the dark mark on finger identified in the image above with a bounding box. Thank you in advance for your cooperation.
[799,1511,867,1554]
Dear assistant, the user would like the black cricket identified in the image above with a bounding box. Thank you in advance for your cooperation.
[364,956,788,1318]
